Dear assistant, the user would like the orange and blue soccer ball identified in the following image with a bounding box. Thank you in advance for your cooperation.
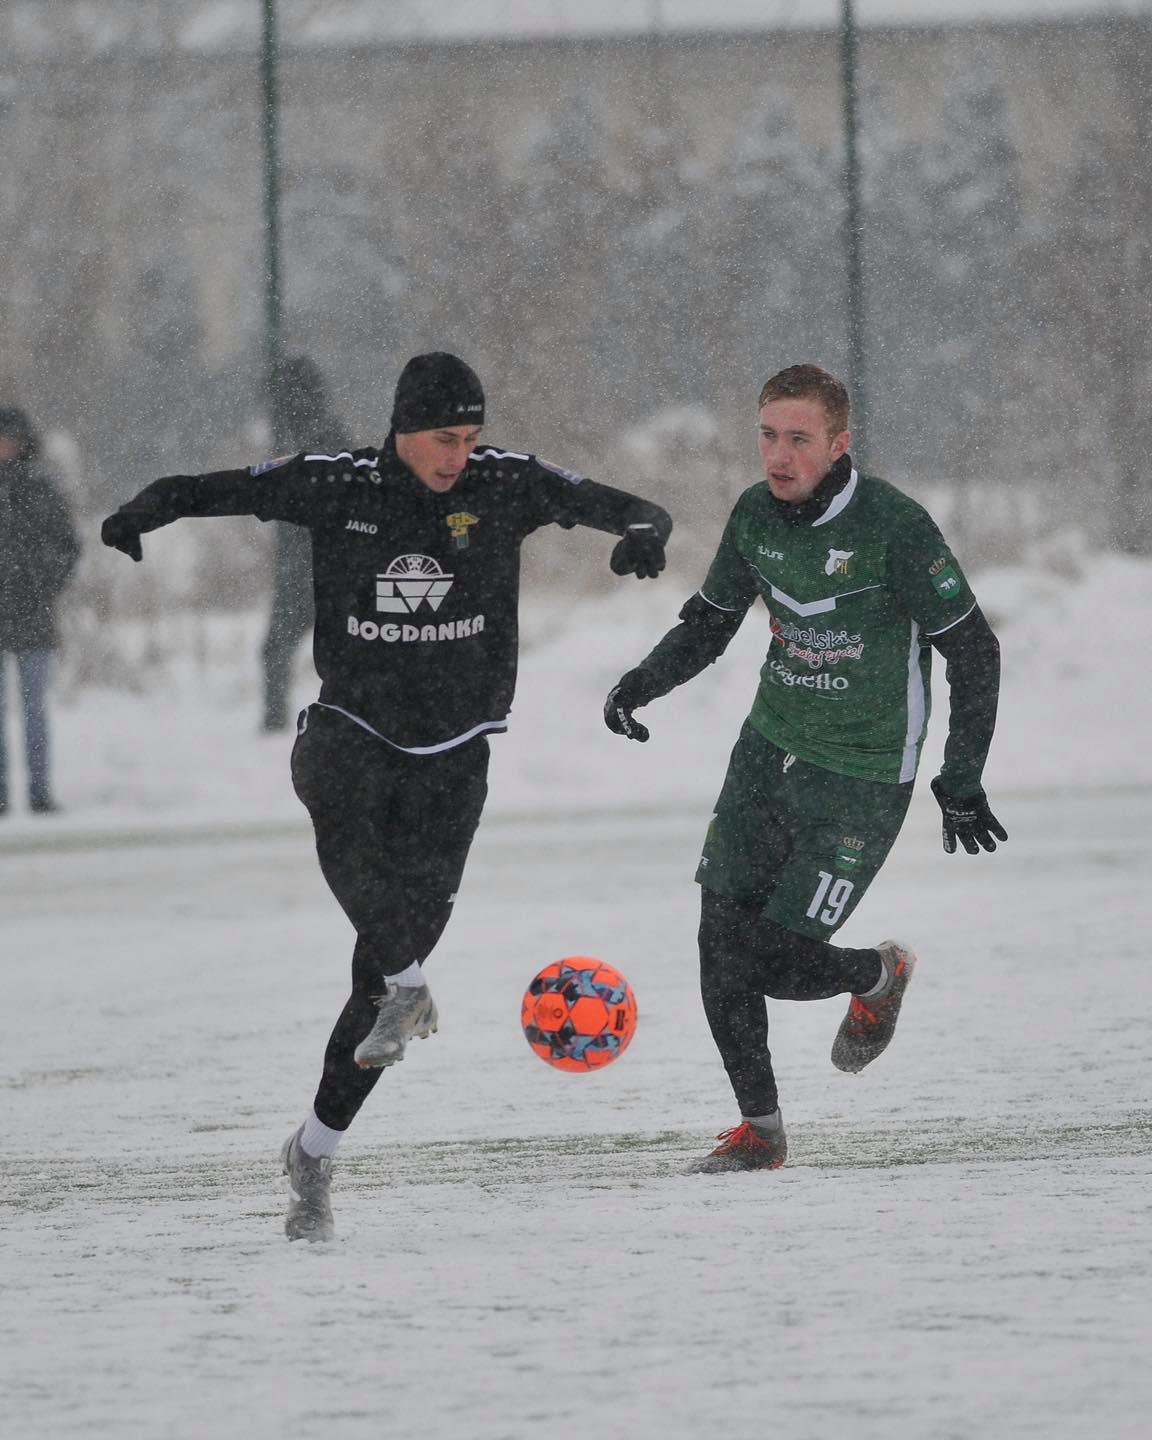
[520,957,638,1072]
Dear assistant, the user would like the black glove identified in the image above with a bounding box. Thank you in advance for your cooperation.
[930,778,1008,855]
[101,512,146,562]
[610,524,666,580]
[604,669,660,742]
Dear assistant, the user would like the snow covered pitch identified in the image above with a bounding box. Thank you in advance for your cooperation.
[2,560,1150,1438]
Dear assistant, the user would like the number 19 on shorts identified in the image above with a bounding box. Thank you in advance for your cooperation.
[806,871,855,927]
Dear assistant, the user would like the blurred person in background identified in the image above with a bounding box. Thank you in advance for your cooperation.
[261,355,348,732]
[605,364,1005,1173]
[0,406,82,816]
[101,351,671,1241]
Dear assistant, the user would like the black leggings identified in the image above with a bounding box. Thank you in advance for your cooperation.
[698,888,881,1117]
[291,706,490,1129]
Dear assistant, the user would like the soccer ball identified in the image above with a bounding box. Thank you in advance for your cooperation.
[520,956,638,1072]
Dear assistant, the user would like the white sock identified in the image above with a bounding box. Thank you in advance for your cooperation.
[300,1109,344,1159]
[388,960,426,988]
[742,1109,782,1132]
[856,953,889,999]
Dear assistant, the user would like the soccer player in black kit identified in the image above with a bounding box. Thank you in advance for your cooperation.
[102,353,671,1241]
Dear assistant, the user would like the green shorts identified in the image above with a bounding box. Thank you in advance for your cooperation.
[695,723,914,940]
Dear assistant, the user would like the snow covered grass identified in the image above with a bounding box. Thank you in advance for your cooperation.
[3,790,1151,1439]
[2,551,1150,1437]
[3,546,1150,836]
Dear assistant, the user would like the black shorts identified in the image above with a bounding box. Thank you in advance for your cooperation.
[290,703,490,954]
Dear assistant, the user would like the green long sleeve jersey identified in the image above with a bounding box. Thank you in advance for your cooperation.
[646,469,980,786]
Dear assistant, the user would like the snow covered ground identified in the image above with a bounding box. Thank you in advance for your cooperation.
[3,792,1150,1439]
[2,549,1150,1438]
[4,542,1151,834]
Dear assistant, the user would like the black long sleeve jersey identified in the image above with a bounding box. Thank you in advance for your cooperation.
[113,437,672,753]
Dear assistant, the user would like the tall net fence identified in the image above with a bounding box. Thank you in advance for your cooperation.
[2,2,1149,640]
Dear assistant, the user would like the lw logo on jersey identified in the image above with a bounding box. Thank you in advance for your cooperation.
[929,556,962,599]
[825,548,855,577]
[446,512,479,549]
[376,554,453,614]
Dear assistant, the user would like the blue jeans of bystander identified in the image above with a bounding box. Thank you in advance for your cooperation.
[0,650,54,811]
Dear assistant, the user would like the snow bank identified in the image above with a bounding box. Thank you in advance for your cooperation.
[1,549,1147,840]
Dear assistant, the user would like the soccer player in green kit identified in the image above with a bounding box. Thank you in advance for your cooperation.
[605,364,1006,1172]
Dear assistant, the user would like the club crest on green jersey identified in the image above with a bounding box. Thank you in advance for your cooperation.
[835,835,866,871]
[825,548,854,577]
[929,555,962,598]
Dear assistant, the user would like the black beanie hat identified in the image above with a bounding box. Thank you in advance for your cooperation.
[391,352,485,434]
